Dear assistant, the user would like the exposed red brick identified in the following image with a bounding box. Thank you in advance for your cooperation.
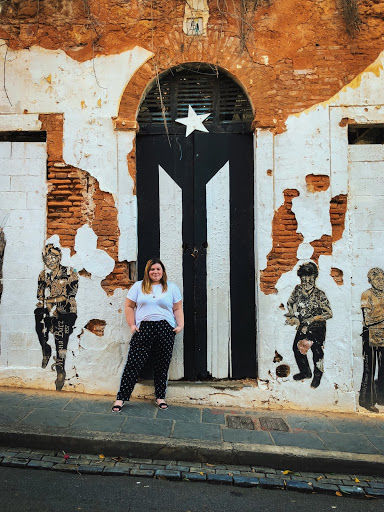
[79,269,91,278]
[330,194,348,242]
[305,174,330,193]
[339,117,356,127]
[330,267,344,285]
[310,194,348,263]
[1,1,380,134]
[260,189,303,294]
[84,319,107,337]
[127,137,136,195]
[39,113,133,295]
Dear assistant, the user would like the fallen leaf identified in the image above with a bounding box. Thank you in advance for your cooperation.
[336,491,342,496]
[97,98,102,107]
[282,470,291,475]
[98,454,105,459]
[206,463,214,467]
[316,475,323,481]
[45,74,52,84]
[354,477,360,483]
[199,472,204,475]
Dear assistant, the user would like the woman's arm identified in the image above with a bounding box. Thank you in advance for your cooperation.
[173,300,184,334]
[125,298,139,333]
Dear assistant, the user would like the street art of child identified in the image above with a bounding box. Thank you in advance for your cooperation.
[359,267,384,413]
[285,262,333,389]
[34,244,78,391]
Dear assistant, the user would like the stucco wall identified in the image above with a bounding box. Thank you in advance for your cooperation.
[0,34,383,412]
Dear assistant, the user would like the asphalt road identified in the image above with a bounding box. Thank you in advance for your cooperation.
[1,467,381,512]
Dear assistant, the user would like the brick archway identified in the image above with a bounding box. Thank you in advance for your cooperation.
[114,38,257,133]
[114,41,258,188]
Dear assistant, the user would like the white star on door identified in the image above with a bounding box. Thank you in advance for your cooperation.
[175,105,210,137]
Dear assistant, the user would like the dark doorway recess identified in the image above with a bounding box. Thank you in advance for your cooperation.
[136,63,256,381]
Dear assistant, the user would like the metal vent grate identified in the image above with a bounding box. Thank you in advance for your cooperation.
[259,417,289,432]
[138,64,253,134]
[226,415,256,430]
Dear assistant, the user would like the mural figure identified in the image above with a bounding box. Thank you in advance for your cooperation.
[0,228,5,304]
[359,267,384,413]
[34,244,78,391]
[285,262,333,388]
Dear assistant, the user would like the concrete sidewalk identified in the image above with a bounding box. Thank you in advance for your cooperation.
[1,387,384,476]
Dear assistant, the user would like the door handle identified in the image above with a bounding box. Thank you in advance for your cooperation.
[183,243,208,258]
[191,248,199,258]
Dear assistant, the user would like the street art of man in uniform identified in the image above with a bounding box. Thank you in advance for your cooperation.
[34,244,78,391]
[285,262,333,388]
[359,267,384,413]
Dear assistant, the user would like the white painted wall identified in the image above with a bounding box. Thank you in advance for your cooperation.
[255,54,384,413]
[0,40,384,413]
[0,136,47,371]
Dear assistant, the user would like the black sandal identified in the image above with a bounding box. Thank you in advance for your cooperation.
[112,402,124,412]
[157,401,168,410]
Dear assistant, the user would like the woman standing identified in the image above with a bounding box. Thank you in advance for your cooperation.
[112,259,184,411]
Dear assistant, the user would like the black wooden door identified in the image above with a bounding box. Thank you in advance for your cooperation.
[136,131,256,380]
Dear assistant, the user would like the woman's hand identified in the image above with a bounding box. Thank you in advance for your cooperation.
[130,324,139,334]
[172,300,184,334]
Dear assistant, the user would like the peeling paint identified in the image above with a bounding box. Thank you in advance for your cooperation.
[0,7,384,412]
[310,194,348,263]
[84,319,106,337]
[260,189,303,295]
[305,174,330,193]
[330,267,344,286]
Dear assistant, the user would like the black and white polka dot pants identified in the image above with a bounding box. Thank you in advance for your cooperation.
[116,320,175,401]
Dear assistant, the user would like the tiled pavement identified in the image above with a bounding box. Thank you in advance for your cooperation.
[1,387,384,478]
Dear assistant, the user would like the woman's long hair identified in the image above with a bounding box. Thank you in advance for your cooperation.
[142,258,168,294]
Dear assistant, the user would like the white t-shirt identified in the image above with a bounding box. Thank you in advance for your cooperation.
[127,281,182,328]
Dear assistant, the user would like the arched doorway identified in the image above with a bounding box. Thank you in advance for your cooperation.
[136,63,256,380]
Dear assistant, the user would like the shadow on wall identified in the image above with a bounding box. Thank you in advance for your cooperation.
[0,227,5,304]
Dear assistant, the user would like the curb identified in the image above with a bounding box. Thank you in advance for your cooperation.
[1,456,383,499]
[1,425,384,476]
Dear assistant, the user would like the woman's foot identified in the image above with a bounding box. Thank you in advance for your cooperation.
[361,403,379,413]
[156,399,168,410]
[112,400,124,412]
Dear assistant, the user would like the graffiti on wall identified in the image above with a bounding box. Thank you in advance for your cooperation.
[359,267,384,413]
[34,244,78,391]
[285,262,333,389]
[0,228,5,304]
